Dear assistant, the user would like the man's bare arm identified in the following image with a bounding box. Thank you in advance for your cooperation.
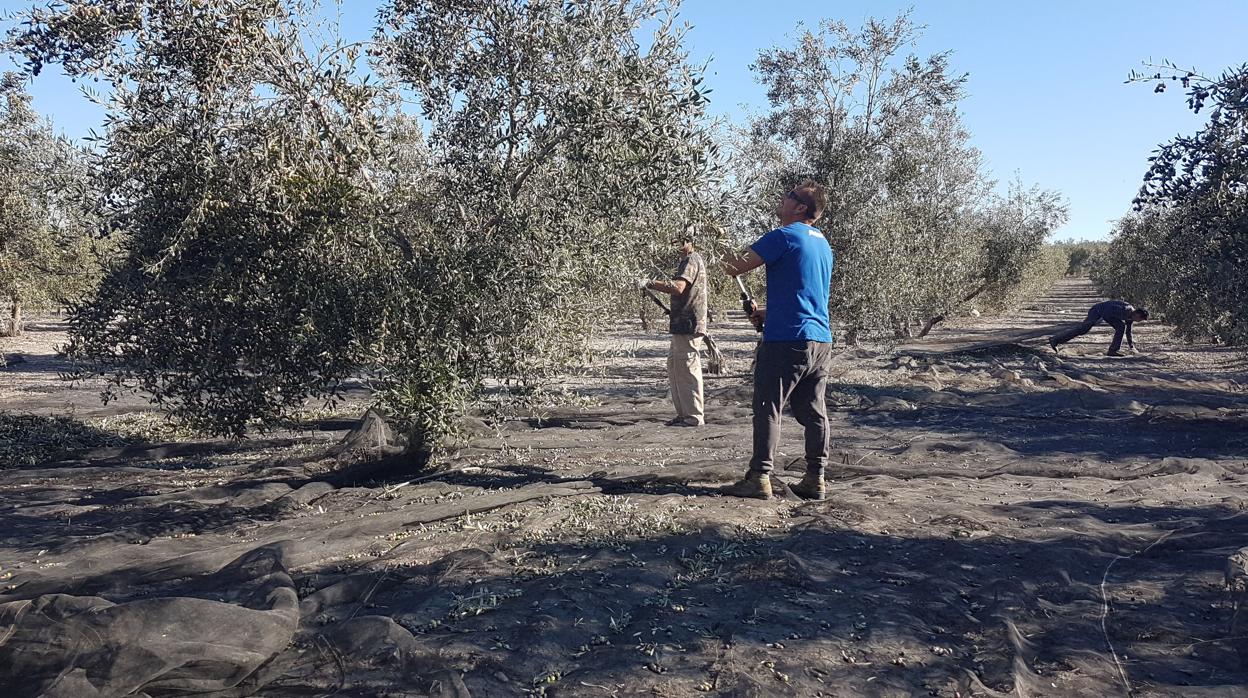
[723,249,764,277]
[646,278,689,296]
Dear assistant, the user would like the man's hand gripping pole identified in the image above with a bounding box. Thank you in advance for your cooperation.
[735,276,763,333]
[643,287,671,316]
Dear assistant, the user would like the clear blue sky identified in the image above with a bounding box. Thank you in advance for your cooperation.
[3,0,1246,240]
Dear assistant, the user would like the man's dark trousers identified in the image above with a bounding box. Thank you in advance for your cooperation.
[749,341,834,475]
[1051,308,1128,353]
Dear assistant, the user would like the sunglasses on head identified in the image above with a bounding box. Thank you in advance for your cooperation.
[786,190,812,210]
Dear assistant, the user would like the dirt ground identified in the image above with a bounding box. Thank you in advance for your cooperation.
[3,278,1248,697]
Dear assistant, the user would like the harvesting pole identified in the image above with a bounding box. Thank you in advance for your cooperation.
[735,275,763,333]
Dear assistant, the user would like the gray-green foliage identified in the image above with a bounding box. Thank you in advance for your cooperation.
[372,0,714,446]
[969,182,1069,312]
[0,72,100,335]
[1052,239,1108,277]
[1094,63,1248,344]
[8,0,714,455]
[1092,210,1182,328]
[9,0,394,435]
[738,12,1066,339]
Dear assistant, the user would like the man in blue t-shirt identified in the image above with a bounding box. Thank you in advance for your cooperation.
[721,181,835,500]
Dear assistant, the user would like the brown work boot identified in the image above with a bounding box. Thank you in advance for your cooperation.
[721,471,773,500]
[790,472,826,501]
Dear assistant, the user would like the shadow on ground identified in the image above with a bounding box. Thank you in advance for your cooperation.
[3,470,1246,697]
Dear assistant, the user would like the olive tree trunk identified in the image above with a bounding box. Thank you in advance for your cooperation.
[915,281,991,339]
[5,295,20,337]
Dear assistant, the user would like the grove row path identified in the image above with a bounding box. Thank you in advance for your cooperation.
[2,277,1247,697]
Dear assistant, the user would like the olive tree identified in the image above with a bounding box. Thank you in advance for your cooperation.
[371,0,715,446]
[1053,239,1107,277]
[957,183,1068,321]
[8,0,397,433]
[9,0,714,460]
[1095,63,1248,344]
[739,12,1066,340]
[0,73,100,335]
[1092,210,1184,328]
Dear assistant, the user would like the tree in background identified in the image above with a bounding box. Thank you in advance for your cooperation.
[0,73,100,336]
[738,12,1066,341]
[916,182,1068,337]
[1050,239,1107,277]
[1095,62,1248,344]
[1092,210,1180,325]
[8,0,714,460]
[963,181,1073,322]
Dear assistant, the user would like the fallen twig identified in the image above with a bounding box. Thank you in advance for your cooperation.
[376,466,482,497]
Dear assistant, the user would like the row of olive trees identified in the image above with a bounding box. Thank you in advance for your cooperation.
[1094,63,1248,344]
[723,12,1068,341]
[5,1,1073,460]
[1051,239,1108,277]
[7,0,716,458]
[0,73,102,336]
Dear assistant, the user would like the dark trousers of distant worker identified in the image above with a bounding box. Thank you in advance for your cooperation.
[1051,308,1127,353]
[749,341,834,477]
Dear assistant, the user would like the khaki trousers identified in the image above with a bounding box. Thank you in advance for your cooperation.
[668,334,705,425]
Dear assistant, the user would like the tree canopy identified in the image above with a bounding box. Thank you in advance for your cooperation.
[4,2,1086,459]
[0,72,100,335]
[7,0,716,456]
[733,12,1067,340]
[1095,63,1248,344]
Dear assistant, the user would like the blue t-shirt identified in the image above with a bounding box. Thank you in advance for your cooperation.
[750,222,834,343]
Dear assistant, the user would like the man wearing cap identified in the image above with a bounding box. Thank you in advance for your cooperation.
[720,181,835,500]
[638,231,709,427]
